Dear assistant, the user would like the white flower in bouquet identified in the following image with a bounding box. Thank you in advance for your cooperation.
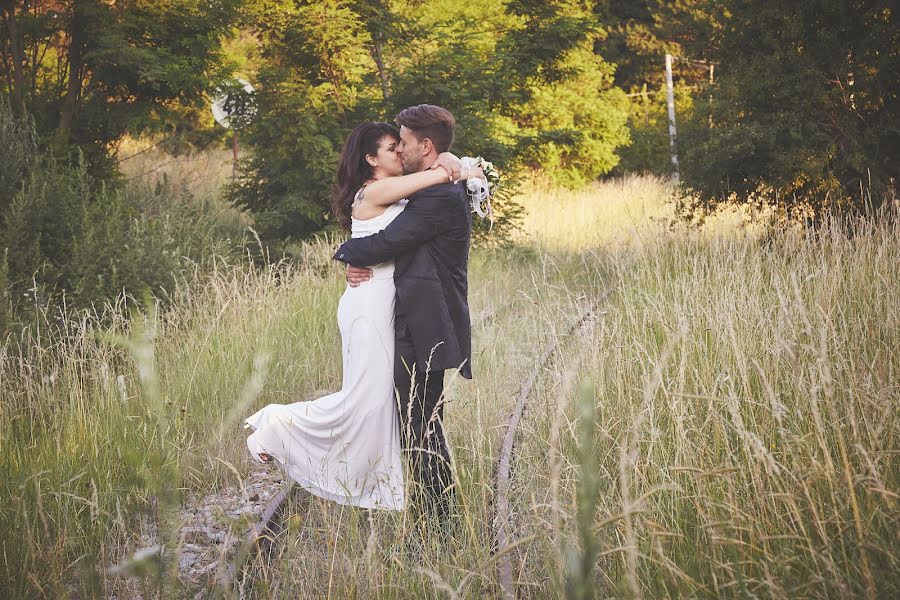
[461,156,499,221]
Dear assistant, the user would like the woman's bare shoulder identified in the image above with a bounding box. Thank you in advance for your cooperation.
[351,192,390,221]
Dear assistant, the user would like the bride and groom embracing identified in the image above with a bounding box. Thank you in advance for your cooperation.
[245,104,484,522]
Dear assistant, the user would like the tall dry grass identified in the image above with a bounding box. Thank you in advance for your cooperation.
[252,180,898,599]
[1,174,897,598]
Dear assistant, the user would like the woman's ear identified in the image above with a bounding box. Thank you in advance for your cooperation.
[365,154,378,168]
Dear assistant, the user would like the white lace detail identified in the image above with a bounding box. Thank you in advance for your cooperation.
[461,157,492,221]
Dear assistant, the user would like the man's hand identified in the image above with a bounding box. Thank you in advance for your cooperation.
[346,264,373,287]
[432,152,462,182]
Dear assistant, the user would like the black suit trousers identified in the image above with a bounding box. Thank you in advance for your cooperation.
[394,313,455,513]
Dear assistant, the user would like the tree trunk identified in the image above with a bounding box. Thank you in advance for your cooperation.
[58,0,84,136]
[370,33,391,109]
[2,1,26,111]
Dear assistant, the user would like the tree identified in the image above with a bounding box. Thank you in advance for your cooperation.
[0,0,239,176]
[1,1,243,320]
[678,0,899,211]
[230,0,632,246]
[227,0,374,243]
[513,42,630,186]
[593,0,711,175]
[0,99,239,324]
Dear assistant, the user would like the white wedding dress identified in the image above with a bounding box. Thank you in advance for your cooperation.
[244,200,407,511]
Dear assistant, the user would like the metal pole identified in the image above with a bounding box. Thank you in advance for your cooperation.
[665,53,679,183]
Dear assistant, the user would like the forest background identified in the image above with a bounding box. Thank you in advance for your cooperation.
[1,0,896,327]
[1,1,899,597]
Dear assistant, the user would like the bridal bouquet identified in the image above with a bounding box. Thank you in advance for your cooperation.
[461,156,499,220]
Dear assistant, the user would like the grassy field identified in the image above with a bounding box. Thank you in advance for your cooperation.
[1,175,897,598]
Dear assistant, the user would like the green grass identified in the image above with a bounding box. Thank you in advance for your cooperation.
[1,175,898,598]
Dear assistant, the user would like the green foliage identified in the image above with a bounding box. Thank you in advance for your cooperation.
[230,0,632,246]
[593,0,713,176]
[614,83,694,176]
[0,101,238,325]
[227,0,372,244]
[0,92,40,214]
[1,0,245,318]
[514,44,630,187]
[595,0,672,90]
[677,0,898,211]
[1,0,239,175]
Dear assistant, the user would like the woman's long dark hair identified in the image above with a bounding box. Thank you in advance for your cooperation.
[331,122,400,231]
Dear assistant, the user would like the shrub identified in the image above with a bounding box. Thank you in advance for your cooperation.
[0,102,239,325]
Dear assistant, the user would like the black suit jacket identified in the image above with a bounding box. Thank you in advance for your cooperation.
[333,181,473,379]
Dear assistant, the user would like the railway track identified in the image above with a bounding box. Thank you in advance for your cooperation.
[492,288,614,598]
[214,482,295,594]
[204,283,619,599]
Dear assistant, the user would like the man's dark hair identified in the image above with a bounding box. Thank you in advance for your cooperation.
[395,104,456,153]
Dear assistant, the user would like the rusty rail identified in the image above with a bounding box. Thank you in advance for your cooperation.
[216,483,295,593]
[492,285,616,598]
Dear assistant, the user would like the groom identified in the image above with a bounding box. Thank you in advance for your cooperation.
[333,104,472,519]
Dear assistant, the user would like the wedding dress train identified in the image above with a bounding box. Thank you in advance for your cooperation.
[244,201,407,511]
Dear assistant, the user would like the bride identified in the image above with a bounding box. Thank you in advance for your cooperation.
[244,122,482,511]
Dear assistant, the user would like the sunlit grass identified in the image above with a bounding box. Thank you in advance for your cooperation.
[516,174,674,252]
[1,175,898,598]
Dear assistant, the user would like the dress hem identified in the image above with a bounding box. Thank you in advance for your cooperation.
[246,419,405,512]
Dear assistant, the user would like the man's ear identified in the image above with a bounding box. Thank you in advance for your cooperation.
[421,138,434,156]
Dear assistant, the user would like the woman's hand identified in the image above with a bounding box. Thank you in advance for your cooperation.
[431,152,462,182]
[470,166,486,181]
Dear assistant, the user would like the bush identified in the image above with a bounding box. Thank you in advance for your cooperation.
[228,1,632,249]
[0,102,239,325]
[677,0,898,213]
[613,84,694,178]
